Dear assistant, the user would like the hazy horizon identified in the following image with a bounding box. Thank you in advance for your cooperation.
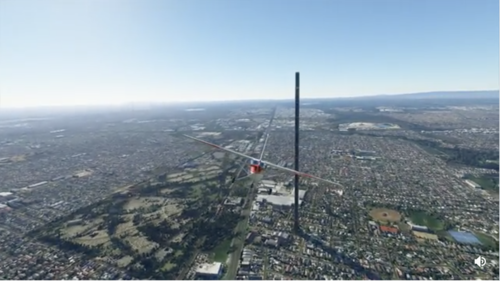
[1,0,498,108]
[0,89,496,112]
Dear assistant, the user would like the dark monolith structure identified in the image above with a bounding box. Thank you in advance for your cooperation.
[294,72,300,233]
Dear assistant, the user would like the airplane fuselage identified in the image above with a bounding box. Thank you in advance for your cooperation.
[249,164,263,174]
[249,159,266,174]
[248,159,266,186]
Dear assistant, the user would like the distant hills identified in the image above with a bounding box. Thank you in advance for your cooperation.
[347,90,499,100]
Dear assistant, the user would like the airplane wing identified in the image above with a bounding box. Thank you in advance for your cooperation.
[262,160,344,195]
[183,134,255,161]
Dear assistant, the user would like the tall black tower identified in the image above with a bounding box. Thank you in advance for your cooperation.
[294,72,300,233]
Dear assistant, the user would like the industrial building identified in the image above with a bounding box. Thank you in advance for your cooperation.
[260,180,277,189]
[407,222,430,233]
[380,225,398,234]
[224,197,243,206]
[255,189,306,207]
[240,248,254,269]
[245,231,258,243]
[464,179,481,189]
[272,231,292,245]
[28,181,48,188]
[195,262,223,280]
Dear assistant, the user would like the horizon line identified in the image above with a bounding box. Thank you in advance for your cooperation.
[0,89,498,110]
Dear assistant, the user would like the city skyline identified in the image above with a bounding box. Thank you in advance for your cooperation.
[0,0,498,108]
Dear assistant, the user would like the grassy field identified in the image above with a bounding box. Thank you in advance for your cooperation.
[162,262,176,271]
[369,208,402,223]
[213,239,232,263]
[45,183,192,265]
[474,232,499,249]
[116,256,134,268]
[24,150,243,280]
[189,185,205,198]
[408,211,444,231]
[468,176,499,194]
[397,222,411,232]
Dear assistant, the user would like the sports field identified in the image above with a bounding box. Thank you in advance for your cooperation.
[369,208,402,222]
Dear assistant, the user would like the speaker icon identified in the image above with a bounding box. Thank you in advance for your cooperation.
[474,256,486,267]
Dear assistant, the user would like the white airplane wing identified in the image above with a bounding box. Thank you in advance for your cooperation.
[262,160,344,196]
[183,134,343,196]
[183,134,255,161]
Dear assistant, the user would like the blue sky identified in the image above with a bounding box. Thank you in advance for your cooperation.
[0,0,498,107]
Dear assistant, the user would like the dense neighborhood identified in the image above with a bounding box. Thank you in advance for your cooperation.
[0,100,498,280]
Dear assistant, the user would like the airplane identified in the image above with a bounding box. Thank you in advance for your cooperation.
[182,133,344,196]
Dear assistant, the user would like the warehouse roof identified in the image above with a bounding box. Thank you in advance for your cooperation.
[256,195,302,206]
[196,262,222,275]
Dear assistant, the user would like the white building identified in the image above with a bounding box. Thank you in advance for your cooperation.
[28,181,48,188]
[407,222,429,232]
[256,190,306,207]
[464,179,481,189]
[195,262,223,280]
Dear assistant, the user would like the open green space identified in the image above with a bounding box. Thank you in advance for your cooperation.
[213,238,232,263]
[162,262,176,271]
[189,185,204,198]
[408,211,444,231]
[397,222,411,232]
[474,232,499,250]
[468,176,499,193]
[435,230,455,242]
